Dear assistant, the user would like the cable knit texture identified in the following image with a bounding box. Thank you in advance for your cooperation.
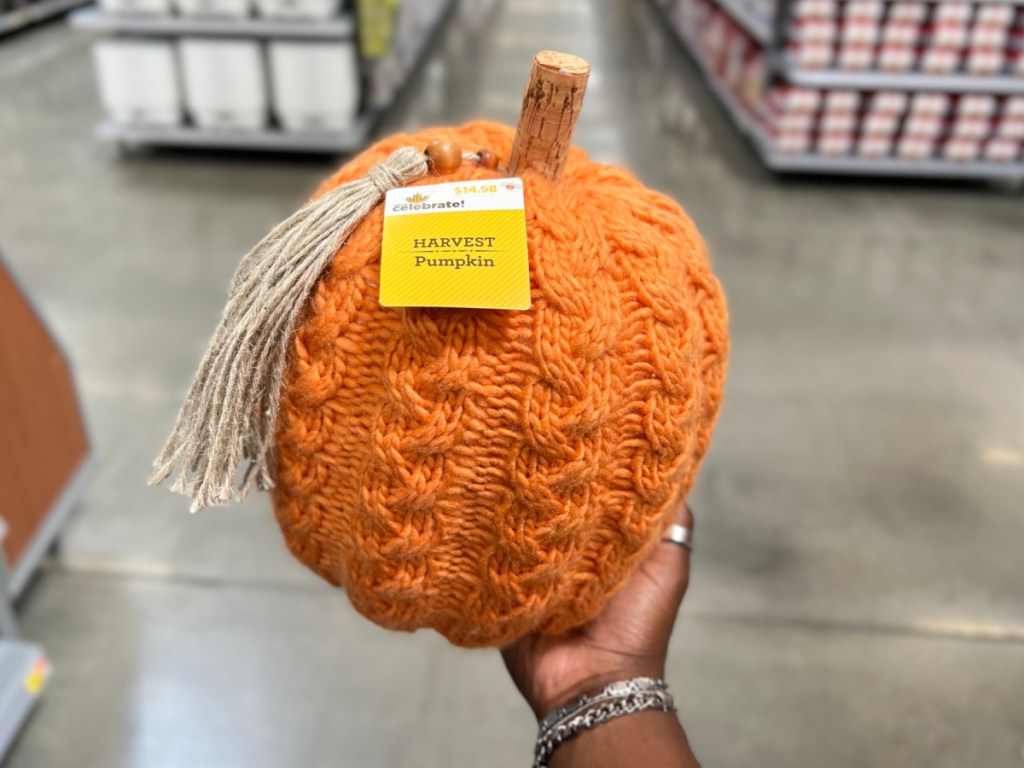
[272,121,728,648]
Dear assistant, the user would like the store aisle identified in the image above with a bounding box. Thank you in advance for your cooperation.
[1,1,1023,767]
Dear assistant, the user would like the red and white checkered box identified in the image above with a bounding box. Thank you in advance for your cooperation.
[838,43,875,69]
[951,116,992,138]
[1004,96,1024,119]
[877,44,916,70]
[823,89,861,111]
[966,48,1004,74]
[933,3,973,25]
[862,111,900,133]
[887,3,927,24]
[843,0,883,21]
[984,137,1021,161]
[921,46,961,73]
[997,116,1024,139]
[842,19,881,45]
[897,135,935,159]
[772,130,813,154]
[958,94,997,118]
[766,86,823,113]
[932,23,968,48]
[817,132,854,155]
[943,137,981,161]
[857,133,894,157]
[881,20,920,45]
[788,41,834,68]
[969,25,1009,49]
[871,90,909,114]
[791,19,838,43]
[904,113,944,137]
[820,110,858,132]
[910,92,952,116]
[975,4,1015,27]
[791,0,837,20]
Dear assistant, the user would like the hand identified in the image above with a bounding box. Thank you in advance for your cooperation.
[502,502,694,719]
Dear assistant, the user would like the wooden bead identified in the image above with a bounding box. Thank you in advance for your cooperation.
[424,139,462,175]
[477,148,498,170]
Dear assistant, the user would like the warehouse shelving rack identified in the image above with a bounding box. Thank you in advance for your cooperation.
[651,0,1024,180]
[0,0,89,36]
[70,0,455,153]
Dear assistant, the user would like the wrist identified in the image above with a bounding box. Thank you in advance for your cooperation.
[530,659,666,720]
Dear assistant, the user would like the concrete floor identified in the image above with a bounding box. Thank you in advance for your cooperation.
[2,0,1024,766]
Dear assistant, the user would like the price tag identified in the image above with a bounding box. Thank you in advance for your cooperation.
[379,177,531,310]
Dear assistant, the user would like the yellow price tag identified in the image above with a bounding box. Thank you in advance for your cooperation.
[379,178,531,310]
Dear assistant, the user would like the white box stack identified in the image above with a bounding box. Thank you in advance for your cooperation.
[268,41,360,131]
[93,40,181,127]
[180,39,268,130]
[256,0,337,19]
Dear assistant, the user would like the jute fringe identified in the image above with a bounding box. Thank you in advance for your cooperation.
[150,146,432,512]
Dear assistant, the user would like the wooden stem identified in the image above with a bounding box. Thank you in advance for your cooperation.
[507,51,590,181]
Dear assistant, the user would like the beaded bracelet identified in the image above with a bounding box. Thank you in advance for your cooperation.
[533,677,677,768]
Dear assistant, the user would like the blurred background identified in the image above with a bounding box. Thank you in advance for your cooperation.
[1,0,1023,766]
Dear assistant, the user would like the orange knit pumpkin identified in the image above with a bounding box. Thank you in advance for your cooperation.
[272,121,728,648]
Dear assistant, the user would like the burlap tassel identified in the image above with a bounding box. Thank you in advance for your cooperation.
[151,146,436,512]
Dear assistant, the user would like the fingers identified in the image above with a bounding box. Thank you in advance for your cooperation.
[647,502,693,607]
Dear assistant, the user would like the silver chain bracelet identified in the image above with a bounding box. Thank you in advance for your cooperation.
[533,677,677,768]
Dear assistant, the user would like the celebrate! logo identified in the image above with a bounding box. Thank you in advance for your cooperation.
[406,193,430,204]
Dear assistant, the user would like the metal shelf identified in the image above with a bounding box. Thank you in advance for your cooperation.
[656,2,1024,181]
[784,65,1024,94]
[715,0,772,45]
[97,114,373,153]
[1,0,88,34]
[69,7,355,38]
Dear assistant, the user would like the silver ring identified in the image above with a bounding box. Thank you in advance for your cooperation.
[661,524,692,550]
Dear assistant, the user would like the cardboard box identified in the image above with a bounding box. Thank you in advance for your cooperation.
[951,116,991,138]
[997,116,1024,138]
[857,133,894,157]
[911,93,952,115]
[933,3,973,24]
[897,135,935,159]
[99,0,171,15]
[871,91,909,114]
[887,3,926,24]
[877,44,916,70]
[791,0,837,20]
[820,111,857,132]
[904,114,944,137]
[881,20,920,45]
[838,43,874,69]
[862,111,899,133]
[942,137,980,160]
[817,132,854,155]
[824,89,861,112]
[179,39,267,130]
[774,130,812,154]
[965,49,1004,74]
[983,137,1021,161]
[789,42,834,68]
[267,41,360,131]
[921,47,961,73]
[975,4,1015,27]
[175,0,249,17]
[93,40,181,126]
[841,19,880,45]
[843,0,882,21]
[958,94,997,118]
[256,0,337,18]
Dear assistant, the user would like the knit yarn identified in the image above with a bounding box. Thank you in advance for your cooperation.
[272,121,728,647]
